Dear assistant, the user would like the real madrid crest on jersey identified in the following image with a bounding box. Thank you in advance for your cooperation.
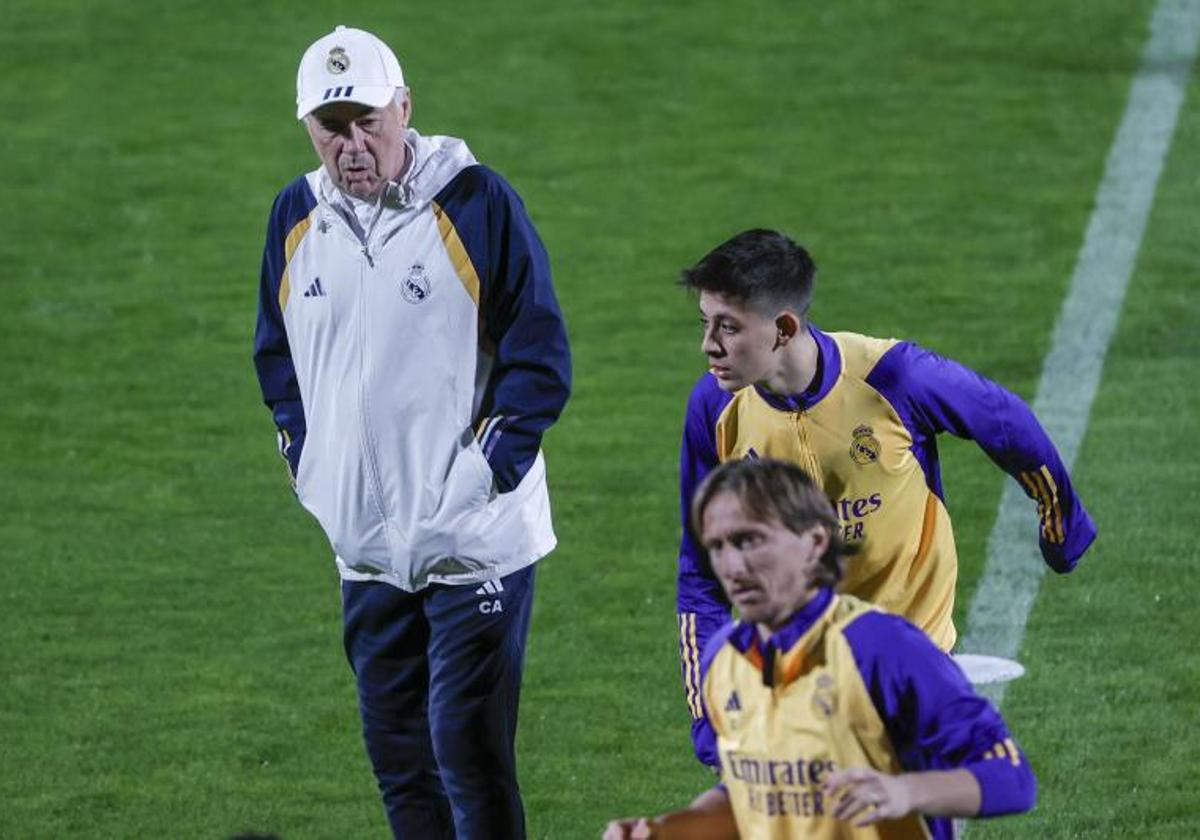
[849,424,881,466]
[812,674,837,718]
[401,263,432,304]
[326,47,350,74]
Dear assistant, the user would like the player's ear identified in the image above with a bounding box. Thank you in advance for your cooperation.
[774,312,801,346]
[808,524,830,555]
[395,88,413,126]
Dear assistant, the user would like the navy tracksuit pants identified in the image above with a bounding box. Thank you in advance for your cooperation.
[342,564,536,840]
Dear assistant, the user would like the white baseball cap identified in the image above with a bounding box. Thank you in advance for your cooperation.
[295,25,406,120]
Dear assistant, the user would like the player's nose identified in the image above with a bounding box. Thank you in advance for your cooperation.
[345,123,369,151]
[715,549,747,578]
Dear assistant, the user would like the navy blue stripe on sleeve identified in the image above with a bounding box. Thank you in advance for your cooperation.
[433,166,571,493]
[253,176,316,478]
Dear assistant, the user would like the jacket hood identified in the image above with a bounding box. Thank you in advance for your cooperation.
[402,128,478,203]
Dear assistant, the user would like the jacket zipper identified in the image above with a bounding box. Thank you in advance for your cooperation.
[792,411,825,493]
[352,227,392,560]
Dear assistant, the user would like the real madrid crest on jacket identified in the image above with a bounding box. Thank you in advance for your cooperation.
[700,589,1037,839]
[254,128,571,591]
[678,326,1095,765]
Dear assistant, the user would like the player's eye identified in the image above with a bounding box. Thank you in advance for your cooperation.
[731,532,762,550]
[720,323,739,335]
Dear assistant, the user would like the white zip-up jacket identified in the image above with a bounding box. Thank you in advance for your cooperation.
[254,130,571,591]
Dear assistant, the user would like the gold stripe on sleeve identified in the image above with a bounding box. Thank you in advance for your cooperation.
[278,209,317,312]
[1039,465,1065,543]
[679,614,700,719]
[1019,471,1052,544]
[691,614,705,720]
[1004,738,1022,767]
[432,201,482,308]
[1027,469,1064,545]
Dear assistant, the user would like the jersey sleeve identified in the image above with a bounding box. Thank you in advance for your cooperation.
[252,177,316,482]
[867,341,1096,572]
[677,375,734,767]
[433,166,571,493]
[844,612,1037,817]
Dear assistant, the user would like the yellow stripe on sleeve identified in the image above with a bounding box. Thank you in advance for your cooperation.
[1027,468,1064,545]
[1020,471,1058,545]
[278,209,317,313]
[687,613,704,719]
[1040,465,1065,543]
[432,201,481,308]
[1004,738,1022,767]
[679,614,701,719]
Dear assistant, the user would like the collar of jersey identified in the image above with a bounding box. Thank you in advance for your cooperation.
[752,326,841,412]
[729,587,836,685]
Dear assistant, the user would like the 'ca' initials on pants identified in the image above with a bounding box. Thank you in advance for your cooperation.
[474,579,505,614]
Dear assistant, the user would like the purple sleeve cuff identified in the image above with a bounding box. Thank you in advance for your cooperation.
[966,754,1037,817]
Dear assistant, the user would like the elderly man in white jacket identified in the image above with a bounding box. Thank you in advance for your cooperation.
[253,25,571,840]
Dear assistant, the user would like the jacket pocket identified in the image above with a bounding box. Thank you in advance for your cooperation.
[431,436,494,523]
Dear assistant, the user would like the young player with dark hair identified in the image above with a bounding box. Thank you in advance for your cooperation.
[608,459,1037,839]
[675,229,1096,767]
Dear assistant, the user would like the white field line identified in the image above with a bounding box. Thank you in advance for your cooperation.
[959,0,1200,709]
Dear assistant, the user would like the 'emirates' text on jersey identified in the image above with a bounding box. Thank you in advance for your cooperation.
[701,590,1037,839]
[678,328,1096,764]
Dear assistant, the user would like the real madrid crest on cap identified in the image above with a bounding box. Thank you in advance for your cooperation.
[402,263,432,304]
[849,424,881,466]
[326,47,350,74]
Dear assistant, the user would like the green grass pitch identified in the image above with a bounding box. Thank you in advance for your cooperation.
[2,0,1197,837]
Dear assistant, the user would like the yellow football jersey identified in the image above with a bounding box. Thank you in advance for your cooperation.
[679,327,1096,766]
[711,332,957,650]
[701,590,1035,839]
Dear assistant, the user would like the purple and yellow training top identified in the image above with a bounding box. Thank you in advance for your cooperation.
[701,589,1037,839]
[679,327,1095,765]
